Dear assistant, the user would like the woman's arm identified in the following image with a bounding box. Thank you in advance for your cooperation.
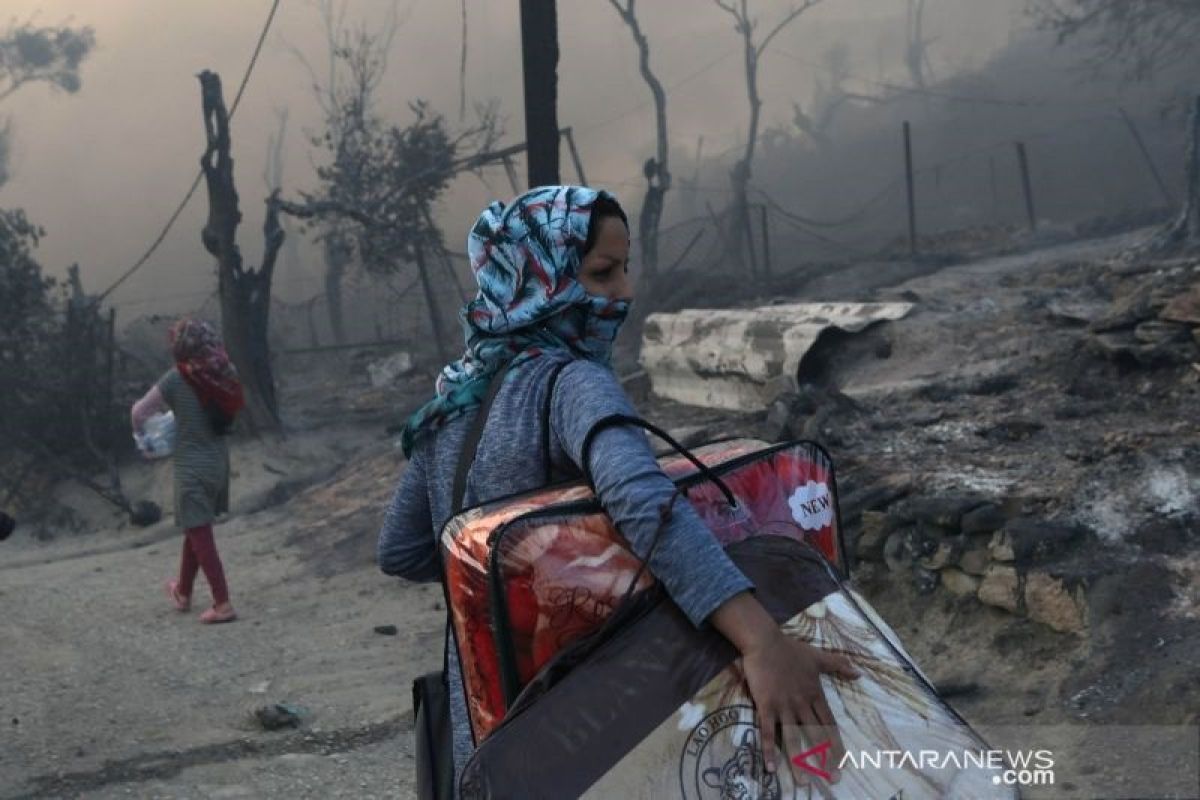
[130,384,167,435]
[377,448,440,582]
[553,360,858,772]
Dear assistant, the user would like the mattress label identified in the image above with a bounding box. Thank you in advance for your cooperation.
[789,481,833,531]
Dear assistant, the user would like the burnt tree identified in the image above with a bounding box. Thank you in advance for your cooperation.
[288,0,402,344]
[905,0,934,94]
[1160,95,1200,249]
[1035,1,1200,248]
[608,0,671,283]
[198,70,284,432]
[714,0,821,273]
[520,0,560,187]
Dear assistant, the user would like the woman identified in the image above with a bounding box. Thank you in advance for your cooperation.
[131,318,241,624]
[378,186,857,792]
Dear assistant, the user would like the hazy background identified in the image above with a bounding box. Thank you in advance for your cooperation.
[1,0,1039,317]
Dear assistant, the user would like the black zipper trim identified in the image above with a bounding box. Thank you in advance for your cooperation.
[482,438,843,715]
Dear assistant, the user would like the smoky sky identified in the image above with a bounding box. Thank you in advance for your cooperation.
[1,0,1026,313]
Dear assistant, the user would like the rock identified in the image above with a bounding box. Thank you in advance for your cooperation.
[1133,320,1191,345]
[964,374,1018,397]
[1024,571,1087,634]
[914,568,939,595]
[893,495,986,530]
[1090,330,1193,367]
[919,540,957,570]
[941,568,981,597]
[910,526,941,559]
[373,624,398,636]
[855,511,891,560]
[1089,283,1159,333]
[366,351,415,388]
[977,419,1043,443]
[255,703,306,731]
[883,530,909,573]
[958,547,991,576]
[989,531,1015,562]
[935,681,980,699]
[248,680,271,695]
[961,503,1007,534]
[1004,519,1089,566]
[1160,283,1200,325]
[840,474,914,519]
[977,565,1020,612]
[129,501,162,527]
[765,395,794,441]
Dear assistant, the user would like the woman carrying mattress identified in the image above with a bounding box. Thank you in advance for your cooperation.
[377,186,859,797]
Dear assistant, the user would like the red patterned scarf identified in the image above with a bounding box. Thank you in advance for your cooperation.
[169,318,245,420]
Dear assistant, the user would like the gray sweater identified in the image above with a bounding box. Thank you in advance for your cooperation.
[377,352,752,795]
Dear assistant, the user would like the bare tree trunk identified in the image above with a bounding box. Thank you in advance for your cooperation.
[520,0,560,187]
[609,0,671,283]
[1150,94,1200,252]
[197,70,284,433]
[714,0,818,274]
[323,234,351,345]
[727,26,761,273]
[905,0,932,93]
[1176,94,1200,241]
[414,246,451,364]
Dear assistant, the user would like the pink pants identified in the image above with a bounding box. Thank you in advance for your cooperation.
[177,524,230,605]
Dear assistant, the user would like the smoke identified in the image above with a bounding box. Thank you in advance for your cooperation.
[8,0,1179,318]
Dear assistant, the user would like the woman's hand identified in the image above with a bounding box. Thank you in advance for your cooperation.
[740,630,859,774]
[710,592,860,774]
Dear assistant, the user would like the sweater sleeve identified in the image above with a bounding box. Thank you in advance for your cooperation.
[377,447,440,582]
[550,360,753,627]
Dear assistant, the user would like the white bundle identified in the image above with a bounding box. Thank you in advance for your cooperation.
[135,411,177,459]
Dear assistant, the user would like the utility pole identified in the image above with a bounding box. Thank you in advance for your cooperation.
[519,0,560,188]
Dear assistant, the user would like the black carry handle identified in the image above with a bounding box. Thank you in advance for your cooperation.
[452,365,513,515]
[579,414,739,509]
[452,358,572,516]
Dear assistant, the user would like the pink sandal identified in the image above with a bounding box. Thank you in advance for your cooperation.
[199,605,237,624]
[164,579,190,612]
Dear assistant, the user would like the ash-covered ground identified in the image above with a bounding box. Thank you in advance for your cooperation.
[1,227,1197,798]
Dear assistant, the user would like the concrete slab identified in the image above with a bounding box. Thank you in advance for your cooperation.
[639,302,913,410]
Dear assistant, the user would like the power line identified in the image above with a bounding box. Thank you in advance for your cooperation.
[94,0,282,306]
[573,48,739,139]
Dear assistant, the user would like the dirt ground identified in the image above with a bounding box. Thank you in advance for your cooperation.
[2,227,1198,799]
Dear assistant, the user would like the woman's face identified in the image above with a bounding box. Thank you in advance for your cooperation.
[577,216,634,302]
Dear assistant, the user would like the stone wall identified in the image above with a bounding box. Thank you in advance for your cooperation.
[852,495,1091,634]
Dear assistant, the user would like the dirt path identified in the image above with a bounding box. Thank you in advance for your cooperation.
[1,408,442,799]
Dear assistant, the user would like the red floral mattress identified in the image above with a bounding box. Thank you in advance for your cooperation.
[440,438,842,743]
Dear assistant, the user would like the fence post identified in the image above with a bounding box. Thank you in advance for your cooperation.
[1119,107,1176,207]
[904,121,918,257]
[105,308,116,443]
[989,155,999,219]
[758,204,772,279]
[1015,141,1037,231]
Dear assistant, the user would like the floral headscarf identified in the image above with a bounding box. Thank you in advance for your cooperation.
[401,185,630,456]
[169,318,245,420]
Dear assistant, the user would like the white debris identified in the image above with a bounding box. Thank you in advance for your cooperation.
[366,351,414,388]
